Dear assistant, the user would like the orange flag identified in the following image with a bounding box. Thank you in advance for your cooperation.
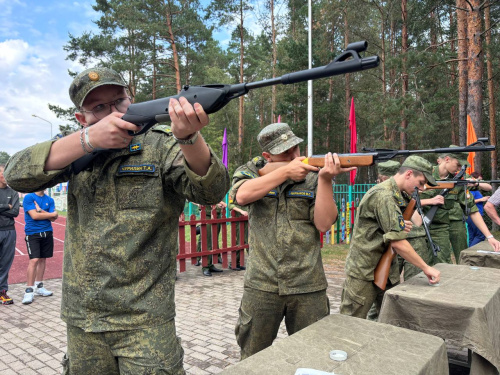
[466,115,477,175]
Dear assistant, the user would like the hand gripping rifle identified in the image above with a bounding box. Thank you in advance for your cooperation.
[72,41,379,174]
[257,138,496,176]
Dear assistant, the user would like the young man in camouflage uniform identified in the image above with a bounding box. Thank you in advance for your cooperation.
[5,67,229,374]
[340,156,441,319]
[420,148,500,263]
[229,123,355,359]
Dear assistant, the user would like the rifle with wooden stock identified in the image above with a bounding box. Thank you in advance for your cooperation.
[372,197,416,290]
[257,138,495,177]
[422,165,467,228]
[425,179,500,190]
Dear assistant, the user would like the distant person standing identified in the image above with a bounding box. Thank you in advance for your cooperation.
[0,164,20,305]
[22,190,58,304]
[466,171,491,246]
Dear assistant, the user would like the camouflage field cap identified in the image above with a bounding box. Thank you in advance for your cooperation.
[401,155,437,186]
[441,145,469,167]
[69,67,128,108]
[257,123,303,154]
[377,160,400,177]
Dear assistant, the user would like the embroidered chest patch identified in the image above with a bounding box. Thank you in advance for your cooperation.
[118,164,156,174]
[286,190,314,199]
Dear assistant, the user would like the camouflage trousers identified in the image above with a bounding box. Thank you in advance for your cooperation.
[340,275,398,319]
[235,287,330,360]
[449,220,468,263]
[429,224,454,264]
[63,320,185,375]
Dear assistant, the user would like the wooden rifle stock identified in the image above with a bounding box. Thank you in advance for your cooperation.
[424,182,456,190]
[257,154,375,176]
[373,198,417,290]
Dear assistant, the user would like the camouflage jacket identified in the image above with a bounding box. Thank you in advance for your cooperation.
[5,126,229,332]
[345,177,408,283]
[420,166,477,226]
[230,157,327,296]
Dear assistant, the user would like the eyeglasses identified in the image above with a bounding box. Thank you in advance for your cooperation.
[81,97,131,120]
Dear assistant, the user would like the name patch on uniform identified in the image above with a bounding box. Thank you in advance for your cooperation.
[287,190,314,199]
[266,190,278,197]
[118,164,156,174]
[129,143,142,152]
[398,215,405,230]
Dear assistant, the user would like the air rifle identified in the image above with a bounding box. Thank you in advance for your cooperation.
[425,179,500,190]
[257,138,496,176]
[72,40,379,174]
[422,165,467,228]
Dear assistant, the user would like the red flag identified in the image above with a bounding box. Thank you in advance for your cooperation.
[466,115,477,175]
[349,97,357,184]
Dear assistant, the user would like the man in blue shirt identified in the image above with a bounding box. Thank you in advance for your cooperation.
[22,190,58,304]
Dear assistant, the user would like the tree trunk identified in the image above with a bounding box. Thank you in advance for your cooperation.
[484,1,497,179]
[449,10,458,144]
[466,0,482,171]
[400,0,408,150]
[344,7,350,154]
[166,0,181,93]
[238,0,245,150]
[271,0,277,123]
[457,0,468,146]
[378,5,387,141]
[389,15,396,142]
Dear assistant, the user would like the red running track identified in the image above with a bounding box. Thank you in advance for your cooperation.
[9,208,66,285]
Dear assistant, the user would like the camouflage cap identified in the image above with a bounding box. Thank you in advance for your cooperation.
[377,160,400,177]
[441,145,469,167]
[257,123,303,154]
[401,155,437,186]
[69,67,128,108]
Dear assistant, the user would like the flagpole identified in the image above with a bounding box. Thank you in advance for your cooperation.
[307,0,313,157]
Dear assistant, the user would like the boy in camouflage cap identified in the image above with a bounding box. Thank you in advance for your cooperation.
[5,66,230,374]
[420,146,500,263]
[229,122,355,359]
[340,155,441,320]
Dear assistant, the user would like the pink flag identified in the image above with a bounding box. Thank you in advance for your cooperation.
[349,97,357,185]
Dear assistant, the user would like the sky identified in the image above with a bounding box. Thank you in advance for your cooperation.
[0,0,272,157]
[0,1,102,156]
[0,0,240,156]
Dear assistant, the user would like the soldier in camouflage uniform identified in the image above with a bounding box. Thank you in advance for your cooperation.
[229,123,355,360]
[420,148,500,264]
[5,67,229,374]
[340,156,441,319]
[375,160,433,280]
